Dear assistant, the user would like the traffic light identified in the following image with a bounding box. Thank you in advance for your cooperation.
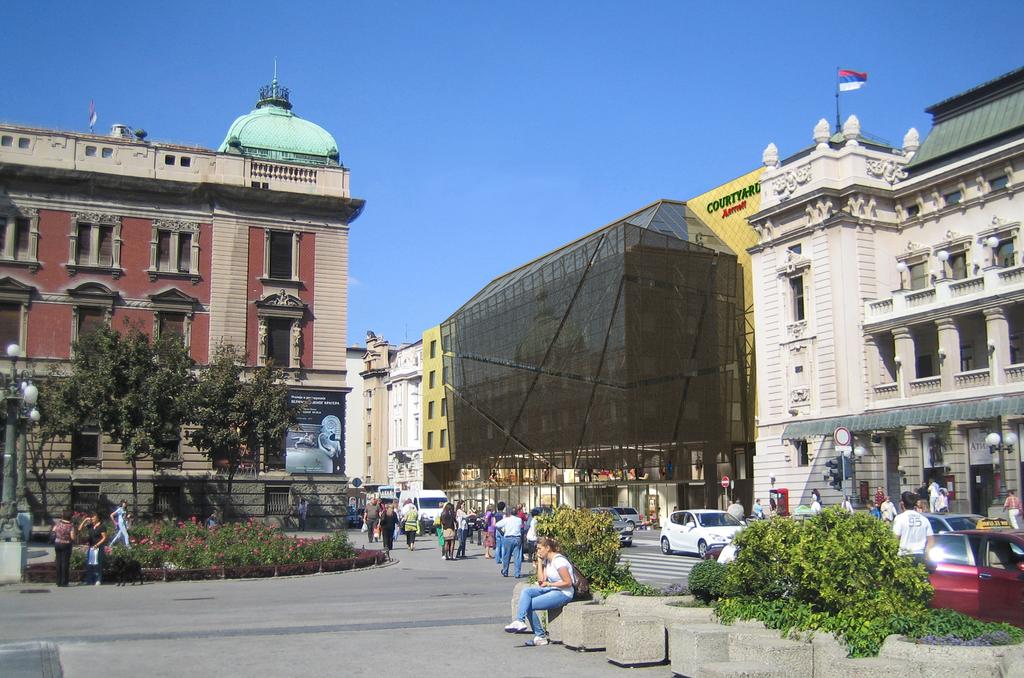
[825,456,843,491]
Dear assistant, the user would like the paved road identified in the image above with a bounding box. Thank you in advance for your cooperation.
[1,532,673,678]
[619,531,701,590]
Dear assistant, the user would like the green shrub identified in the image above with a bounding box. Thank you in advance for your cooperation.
[688,559,727,603]
[900,609,1024,645]
[535,507,653,594]
[716,507,934,657]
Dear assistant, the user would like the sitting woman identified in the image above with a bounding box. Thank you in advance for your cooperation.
[504,536,575,646]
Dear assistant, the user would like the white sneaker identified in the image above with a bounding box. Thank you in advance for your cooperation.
[526,635,549,646]
[504,619,529,633]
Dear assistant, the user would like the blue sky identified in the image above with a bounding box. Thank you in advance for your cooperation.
[3,2,1022,347]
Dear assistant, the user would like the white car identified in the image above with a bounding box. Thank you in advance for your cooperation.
[660,509,744,558]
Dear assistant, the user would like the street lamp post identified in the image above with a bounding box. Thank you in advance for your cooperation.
[0,343,40,584]
[985,419,1017,504]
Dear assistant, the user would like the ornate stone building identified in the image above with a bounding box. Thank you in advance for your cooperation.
[750,68,1024,516]
[386,341,423,491]
[0,79,363,526]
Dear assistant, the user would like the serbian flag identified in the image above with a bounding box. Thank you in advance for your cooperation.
[838,69,868,92]
[88,100,97,130]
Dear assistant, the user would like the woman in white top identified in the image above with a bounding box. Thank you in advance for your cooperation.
[504,536,575,646]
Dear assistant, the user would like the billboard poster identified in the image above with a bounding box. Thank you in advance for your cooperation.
[284,389,345,474]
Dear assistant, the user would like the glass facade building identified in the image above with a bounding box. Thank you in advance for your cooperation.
[433,201,752,517]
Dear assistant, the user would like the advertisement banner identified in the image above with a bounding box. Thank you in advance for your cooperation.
[284,389,345,474]
[967,428,991,467]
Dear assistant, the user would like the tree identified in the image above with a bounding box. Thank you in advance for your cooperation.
[47,325,194,512]
[187,344,299,515]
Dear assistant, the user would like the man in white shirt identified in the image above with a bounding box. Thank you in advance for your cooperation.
[928,480,941,513]
[810,490,822,515]
[496,511,524,578]
[892,491,933,564]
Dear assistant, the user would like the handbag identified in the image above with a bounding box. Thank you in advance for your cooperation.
[360,521,368,533]
[87,547,99,566]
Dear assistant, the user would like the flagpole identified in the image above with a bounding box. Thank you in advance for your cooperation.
[835,67,841,134]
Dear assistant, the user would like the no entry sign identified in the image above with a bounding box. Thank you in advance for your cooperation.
[720,476,730,488]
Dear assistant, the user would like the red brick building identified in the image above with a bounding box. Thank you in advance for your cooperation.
[0,80,363,526]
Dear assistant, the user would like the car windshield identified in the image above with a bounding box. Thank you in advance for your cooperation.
[945,516,978,531]
[418,498,447,509]
[697,513,742,528]
[616,508,639,516]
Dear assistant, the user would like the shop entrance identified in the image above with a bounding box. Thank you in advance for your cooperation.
[970,465,994,515]
[885,437,901,500]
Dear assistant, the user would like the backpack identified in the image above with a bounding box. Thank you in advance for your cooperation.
[570,562,590,599]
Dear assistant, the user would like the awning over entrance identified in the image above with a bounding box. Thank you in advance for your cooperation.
[780,395,1024,439]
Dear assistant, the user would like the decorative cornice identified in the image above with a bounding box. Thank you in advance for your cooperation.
[74,211,120,226]
[865,157,908,185]
[772,164,813,201]
[153,219,199,232]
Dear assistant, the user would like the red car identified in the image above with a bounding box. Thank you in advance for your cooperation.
[925,529,1024,626]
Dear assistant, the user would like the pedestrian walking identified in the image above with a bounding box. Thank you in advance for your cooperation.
[79,510,108,586]
[874,486,886,510]
[841,496,854,514]
[879,494,897,522]
[379,503,398,555]
[404,503,419,550]
[868,501,881,519]
[51,510,76,587]
[523,507,540,567]
[455,501,469,559]
[108,500,131,549]
[364,498,380,544]
[496,506,524,578]
[892,491,933,565]
[441,502,457,560]
[494,501,507,566]
[297,499,309,531]
[1005,489,1022,528]
[810,489,822,514]
[934,487,949,514]
[504,537,576,646]
[483,504,496,559]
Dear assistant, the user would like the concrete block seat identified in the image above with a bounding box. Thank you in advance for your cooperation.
[670,623,732,675]
[606,615,668,667]
[695,661,784,678]
[560,601,619,651]
[727,630,812,678]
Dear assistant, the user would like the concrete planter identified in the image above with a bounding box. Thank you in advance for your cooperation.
[561,601,619,651]
[606,615,667,667]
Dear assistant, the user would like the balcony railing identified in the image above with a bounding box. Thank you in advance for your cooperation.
[1006,364,1024,383]
[950,278,984,297]
[954,368,991,389]
[865,265,1024,323]
[909,376,942,395]
[873,382,898,400]
[906,289,936,307]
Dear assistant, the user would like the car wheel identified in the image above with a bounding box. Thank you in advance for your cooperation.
[661,537,673,555]
[697,539,708,558]
[627,520,636,531]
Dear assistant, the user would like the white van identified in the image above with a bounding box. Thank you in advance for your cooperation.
[399,489,449,532]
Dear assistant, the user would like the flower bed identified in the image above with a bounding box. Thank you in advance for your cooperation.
[26,519,385,584]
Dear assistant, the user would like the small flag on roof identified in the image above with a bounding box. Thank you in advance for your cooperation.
[838,69,868,92]
[88,100,97,131]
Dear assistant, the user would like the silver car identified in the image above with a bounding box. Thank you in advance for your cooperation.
[608,506,643,530]
[591,507,634,546]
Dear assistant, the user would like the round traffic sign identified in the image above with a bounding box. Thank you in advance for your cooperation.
[834,427,852,447]
[720,476,730,488]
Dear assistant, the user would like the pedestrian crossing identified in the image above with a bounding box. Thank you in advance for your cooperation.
[620,549,701,589]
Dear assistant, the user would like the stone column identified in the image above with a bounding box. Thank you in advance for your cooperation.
[864,335,881,399]
[893,327,915,398]
[984,307,1010,386]
[935,318,960,391]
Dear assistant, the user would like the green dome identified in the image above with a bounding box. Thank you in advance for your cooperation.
[219,81,340,167]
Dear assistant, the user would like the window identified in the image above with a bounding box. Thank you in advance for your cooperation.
[916,353,936,378]
[442,365,449,384]
[909,261,929,290]
[74,222,116,268]
[796,440,809,467]
[153,486,181,518]
[71,431,100,467]
[790,276,805,321]
[429,370,436,388]
[735,449,747,480]
[689,448,703,480]
[0,303,20,349]
[990,175,1009,191]
[430,340,437,359]
[426,431,434,450]
[18,138,30,149]
[268,231,294,279]
[428,401,435,418]
[100,147,112,158]
[943,190,962,206]
[1011,334,1022,365]
[71,484,100,514]
[995,239,1015,267]
[906,204,920,218]
[985,538,1024,570]
[949,252,967,280]
[77,307,106,339]
[787,244,802,255]
[0,136,11,147]
[440,429,447,448]
[441,398,447,416]
[960,343,975,372]
[164,155,176,166]
[266,317,292,366]
[0,217,31,261]
[265,487,291,515]
[158,312,186,340]
[180,156,191,168]
[926,535,973,566]
[84,145,96,156]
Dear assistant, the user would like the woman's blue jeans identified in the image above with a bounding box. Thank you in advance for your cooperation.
[516,586,571,636]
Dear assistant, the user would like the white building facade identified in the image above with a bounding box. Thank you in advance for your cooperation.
[750,68,1024,517]
[344,346,368,483]
[386,341,423,491]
